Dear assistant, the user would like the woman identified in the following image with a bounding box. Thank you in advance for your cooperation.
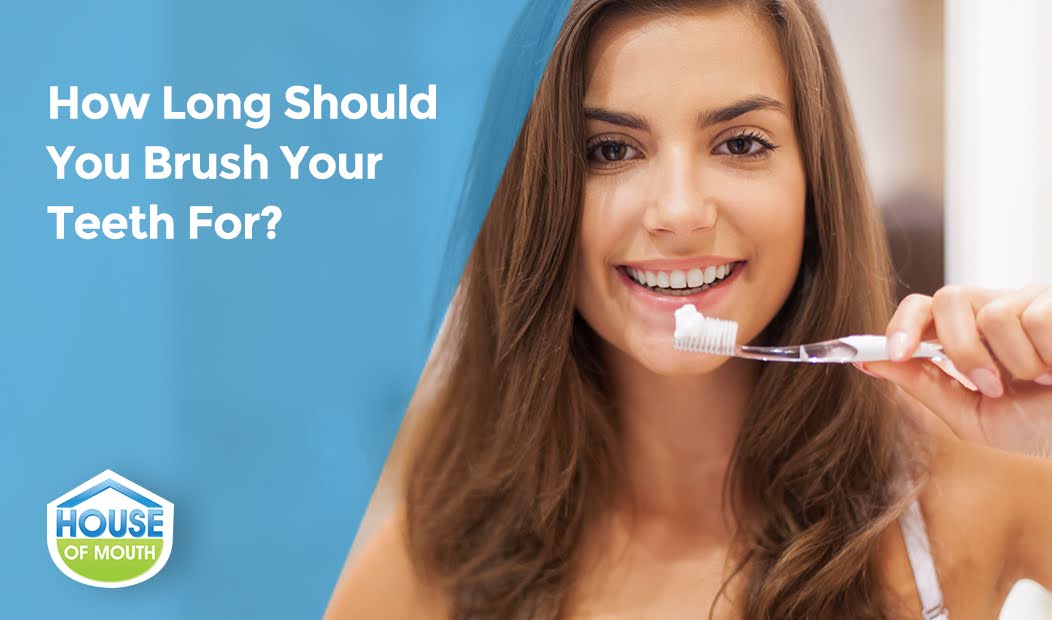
[327,0,1052,617]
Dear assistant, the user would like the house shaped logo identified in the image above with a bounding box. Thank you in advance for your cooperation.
[46,470,174,587]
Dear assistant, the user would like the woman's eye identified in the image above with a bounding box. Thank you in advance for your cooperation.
[715,133,776,159]
[726,137,757,155]
[587,139,640,165]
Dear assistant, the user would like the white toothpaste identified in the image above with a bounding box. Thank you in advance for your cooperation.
[673,303,706,340]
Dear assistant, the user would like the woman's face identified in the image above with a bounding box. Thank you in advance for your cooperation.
[575,7,807,376]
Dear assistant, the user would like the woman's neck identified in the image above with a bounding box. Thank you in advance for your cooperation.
[603,342,759,536]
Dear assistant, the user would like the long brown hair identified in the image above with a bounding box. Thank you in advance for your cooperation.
[405,1,919,617]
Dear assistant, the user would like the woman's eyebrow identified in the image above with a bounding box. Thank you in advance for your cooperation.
[584,95,787,132]
[698,95,787,127]
[583,107,649,130]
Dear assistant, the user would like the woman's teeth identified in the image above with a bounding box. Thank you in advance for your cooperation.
[623,262,738,296]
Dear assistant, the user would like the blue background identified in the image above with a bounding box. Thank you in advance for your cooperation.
[0,1,566,617]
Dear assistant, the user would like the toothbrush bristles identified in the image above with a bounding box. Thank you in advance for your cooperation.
[673,315,738,356]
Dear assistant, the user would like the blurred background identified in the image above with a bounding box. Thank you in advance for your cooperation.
[355,0,1052,616]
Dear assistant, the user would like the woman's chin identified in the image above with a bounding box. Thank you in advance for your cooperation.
[625,335,732,376]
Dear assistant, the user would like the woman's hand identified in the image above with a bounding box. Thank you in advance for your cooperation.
[854,285,1052,457]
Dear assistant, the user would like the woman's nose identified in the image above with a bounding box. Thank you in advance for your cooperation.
[641,151,717,237]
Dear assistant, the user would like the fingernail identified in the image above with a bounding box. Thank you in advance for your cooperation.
[969,368,1004,398]
[887,331,911,361]
[1036,372,1052,386]
[852,362,882,378]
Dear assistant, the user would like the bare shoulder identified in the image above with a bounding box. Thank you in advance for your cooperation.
[914,429,1052,612]
[324,505,450,620]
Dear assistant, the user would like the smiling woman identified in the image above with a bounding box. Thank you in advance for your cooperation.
[575,8,806,377]
[325,1,1052,619]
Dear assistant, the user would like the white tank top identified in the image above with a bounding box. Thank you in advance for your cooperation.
[899,498,950,619]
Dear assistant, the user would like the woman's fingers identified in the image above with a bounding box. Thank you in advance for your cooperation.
[884,285,1052,392]
[884,294,933,361]
[860,358,982,442]
[870,285,1052,454]
[1020,288,1052,385]
[975,286,1049,382]
[930,286,1005,398]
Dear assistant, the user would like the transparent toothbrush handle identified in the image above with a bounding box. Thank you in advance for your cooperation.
[736,337,950,364]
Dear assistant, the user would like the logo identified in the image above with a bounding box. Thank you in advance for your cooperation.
[47,470,174,587]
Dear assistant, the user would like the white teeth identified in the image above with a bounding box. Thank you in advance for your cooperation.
[624,261,738,291]
[687,268,704,287]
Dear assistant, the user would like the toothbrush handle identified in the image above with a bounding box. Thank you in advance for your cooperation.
[733,336,948,364]
[839,335,975,390]
[838,335,946,363]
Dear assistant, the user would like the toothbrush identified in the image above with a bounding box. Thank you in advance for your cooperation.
[672,304,949,364]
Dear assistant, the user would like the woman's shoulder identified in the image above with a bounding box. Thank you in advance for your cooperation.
[911,427,1042,614]
[324,504,450,620]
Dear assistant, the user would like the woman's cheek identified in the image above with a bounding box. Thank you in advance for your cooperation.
[757,209,806,330]
[574,199,615,321]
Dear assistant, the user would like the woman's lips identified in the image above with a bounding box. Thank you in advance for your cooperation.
[615,260,746,314]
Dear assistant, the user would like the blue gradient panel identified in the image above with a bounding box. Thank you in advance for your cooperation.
[0,1,568,617]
